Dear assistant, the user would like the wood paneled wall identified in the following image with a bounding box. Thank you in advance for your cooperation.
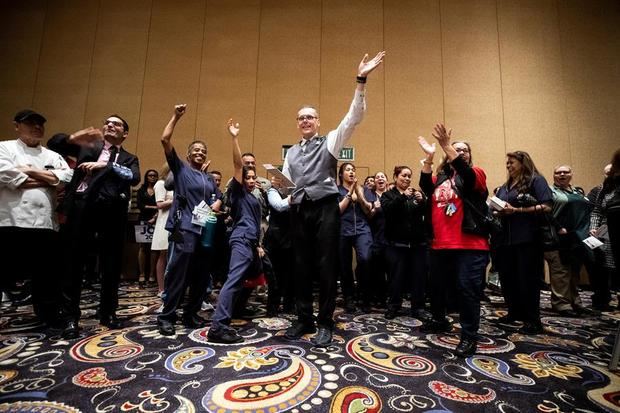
[1,0,618,191]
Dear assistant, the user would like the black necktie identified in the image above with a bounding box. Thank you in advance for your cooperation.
[109,146,118,163]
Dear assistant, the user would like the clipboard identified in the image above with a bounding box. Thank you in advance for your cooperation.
[263,164,296,189]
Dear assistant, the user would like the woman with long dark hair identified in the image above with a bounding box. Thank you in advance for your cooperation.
[337,162,374,312]
[418,123,489,357]
[207,119,263,344]
[381,165,428,320]
[494,150,552,334]
[156,104,222,336]
[136,169,159,287]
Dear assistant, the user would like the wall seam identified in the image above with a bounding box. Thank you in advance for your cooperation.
[195,0,209,140]
[382,0,386,174]
[82,0,102,130]
[555,0,572,166]
[251,0,263,154]
[438,0,445,123]
[31,0,49,108]
[495,0,508,155]
[135,0,155,155]
[319,0,323,118]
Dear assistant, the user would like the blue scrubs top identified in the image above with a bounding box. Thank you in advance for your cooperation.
[165,149,221,235]
[229,177,261,242]
[338,185,372,237]
[496,174,553,245]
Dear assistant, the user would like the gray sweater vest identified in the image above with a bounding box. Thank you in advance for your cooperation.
[286,136,339,204]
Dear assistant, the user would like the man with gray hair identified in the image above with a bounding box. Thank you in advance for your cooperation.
[282,51,385,347]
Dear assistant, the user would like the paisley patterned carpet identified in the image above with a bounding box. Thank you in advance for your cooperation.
[1,284,620,413]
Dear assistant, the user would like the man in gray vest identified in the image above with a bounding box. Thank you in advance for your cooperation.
[282,51,385,347]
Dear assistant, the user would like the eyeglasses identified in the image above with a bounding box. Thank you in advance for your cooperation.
[147,174,158,177]
[296,115,317,122]
[554,170,571,175]
[455,147,470,153]
[104,120,124,127]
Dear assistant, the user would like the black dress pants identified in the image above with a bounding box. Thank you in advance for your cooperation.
[0,227,60,323]
[60,199,127,322]
[290,195,340,329]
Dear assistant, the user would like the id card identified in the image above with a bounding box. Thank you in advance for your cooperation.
[191,201,211,226]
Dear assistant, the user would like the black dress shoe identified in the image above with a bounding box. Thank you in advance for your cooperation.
[497,315,518,324]
[182,315,208,328]
[558,309,580,318]
[455,338,477,357]
[284,322,316,339]
[157,319,175,336]
[62,321,80,339]
[384,309,397,320]
[100,315,122,329]
[519,322,544,335]
[410,308,432,322]
[207,328,243,344]
[574,306,600,316]
[420,318,451,333]
[312,326,333,347]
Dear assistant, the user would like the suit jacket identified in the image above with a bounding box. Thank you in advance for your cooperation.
[62,140,140,213]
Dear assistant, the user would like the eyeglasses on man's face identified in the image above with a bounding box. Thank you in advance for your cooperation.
[296,115,317,122]
[104,119,124,128]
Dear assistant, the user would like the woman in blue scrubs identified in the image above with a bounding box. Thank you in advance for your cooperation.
[207,119,262,344]
[157,104,222,336]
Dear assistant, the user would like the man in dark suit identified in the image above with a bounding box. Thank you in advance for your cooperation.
[59,115,140,338]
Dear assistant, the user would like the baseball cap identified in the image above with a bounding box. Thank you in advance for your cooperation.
[14,109,46,125]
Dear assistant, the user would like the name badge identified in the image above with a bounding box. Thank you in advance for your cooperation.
[191,201,211,226]
[445,202,457,216]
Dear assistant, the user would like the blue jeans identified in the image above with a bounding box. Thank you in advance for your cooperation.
[429,249,489,340]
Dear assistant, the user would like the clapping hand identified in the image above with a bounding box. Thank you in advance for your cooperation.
[417,136,436,156]
[431,123,452,146]
[227,118,240,137]
[358,51,386,77]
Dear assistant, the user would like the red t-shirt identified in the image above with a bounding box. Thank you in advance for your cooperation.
[430,166,489,251]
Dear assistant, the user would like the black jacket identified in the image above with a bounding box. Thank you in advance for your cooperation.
[380,187,428,246]
[62,140,140,212]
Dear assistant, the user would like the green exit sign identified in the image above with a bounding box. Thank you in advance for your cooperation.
[281,145,355,161]
[338,147,355,161]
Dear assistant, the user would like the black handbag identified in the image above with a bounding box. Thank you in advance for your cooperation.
[449,180,501,237]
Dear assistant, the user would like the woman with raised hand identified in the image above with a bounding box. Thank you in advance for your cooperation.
[494,150,552,335]
[418,123,490,357]
[156,104,222,336]
[207,119,263,344]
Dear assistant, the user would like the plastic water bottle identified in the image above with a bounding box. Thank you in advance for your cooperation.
[201,212,217,248]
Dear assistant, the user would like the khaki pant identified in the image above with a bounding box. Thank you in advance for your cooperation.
[544,250,582,311]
